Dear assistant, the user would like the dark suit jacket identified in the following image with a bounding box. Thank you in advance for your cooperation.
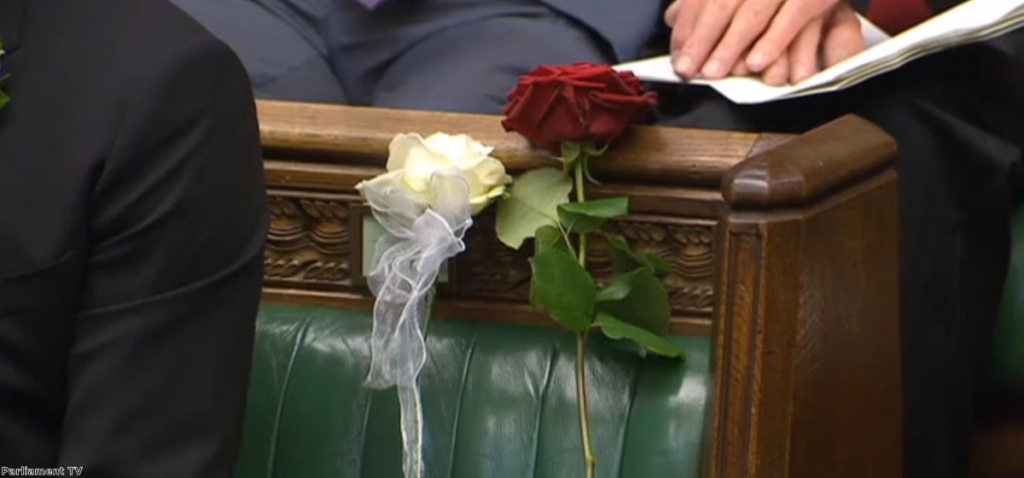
[0,0,268,476]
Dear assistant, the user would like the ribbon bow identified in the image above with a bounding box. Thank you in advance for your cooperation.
[360,169,473,478]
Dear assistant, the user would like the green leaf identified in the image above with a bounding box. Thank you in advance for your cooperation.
[605,234,674,276]
[534,225,571,257]
[596,313,684,358]
[496,168,573,249]
[639,253,674,277]
[596,268,641,303]
[530,249,596,333]
[596,267,671,336]
[557,197,629,235]
[561,142,582,169]
[606,235,635,275]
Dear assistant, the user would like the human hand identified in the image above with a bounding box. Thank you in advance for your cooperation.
[666,0,865,85]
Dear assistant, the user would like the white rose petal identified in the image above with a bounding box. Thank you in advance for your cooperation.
[469,185,509,215]
[423,133,495,169]
[367,132,511,217]
[355,170,428,232]
[388,135,453,194]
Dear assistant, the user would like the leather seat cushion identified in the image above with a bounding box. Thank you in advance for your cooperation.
[237,303,711,478]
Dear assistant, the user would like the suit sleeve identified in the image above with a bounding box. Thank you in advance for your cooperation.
[57,34,268,478]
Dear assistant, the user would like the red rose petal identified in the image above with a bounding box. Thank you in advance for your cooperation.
[502,63,656,150]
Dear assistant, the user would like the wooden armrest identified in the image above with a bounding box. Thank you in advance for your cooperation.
[258,99,790,186]
[724,115,896,208]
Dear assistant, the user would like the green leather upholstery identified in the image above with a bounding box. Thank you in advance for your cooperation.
[992,206,1024,394]
[238,304,710,478]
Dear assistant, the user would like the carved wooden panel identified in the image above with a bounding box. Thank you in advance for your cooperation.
[265,192,357,290]
[455,213,534,299]
[264,190,718,317]
[591,219,716,315]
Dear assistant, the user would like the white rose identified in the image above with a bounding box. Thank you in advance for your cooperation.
[358,132,511,215]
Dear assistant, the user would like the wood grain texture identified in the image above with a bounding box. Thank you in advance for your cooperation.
[723,115,896,208]
[262,185,720,331]
[256,99,756,335]
[258,100,778,186]
[706,167,903,478]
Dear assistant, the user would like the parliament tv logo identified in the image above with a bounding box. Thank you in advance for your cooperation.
[1,467,83,476]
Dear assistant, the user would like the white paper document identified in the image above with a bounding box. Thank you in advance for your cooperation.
[615,0,1024,104]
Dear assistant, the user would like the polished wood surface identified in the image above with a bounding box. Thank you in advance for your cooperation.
[707,168,902,478]
[704,116,901,478]
[256,100,908,478]
[259,100,784,185]
[257,100,779,334]
[723,115,897,207]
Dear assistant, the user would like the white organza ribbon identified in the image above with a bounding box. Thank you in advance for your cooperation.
[360,168,473,478]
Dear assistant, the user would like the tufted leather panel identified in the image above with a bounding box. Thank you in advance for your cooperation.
[237,303,710,478]
[992,206,1024,394]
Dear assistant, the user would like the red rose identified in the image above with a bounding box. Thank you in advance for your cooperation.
[501,62,658,152]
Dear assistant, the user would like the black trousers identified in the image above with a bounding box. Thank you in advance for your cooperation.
[658,34,1024,478]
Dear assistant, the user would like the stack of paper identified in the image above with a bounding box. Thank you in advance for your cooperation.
[614,0,1024,104]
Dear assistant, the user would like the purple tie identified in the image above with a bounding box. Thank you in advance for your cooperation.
[353,0,388,8]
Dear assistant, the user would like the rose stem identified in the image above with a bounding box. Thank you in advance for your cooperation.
[576,330,596,478]
[573,155,596,478]
[576,159,587,265]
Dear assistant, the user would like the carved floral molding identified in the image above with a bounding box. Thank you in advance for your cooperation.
[264,192,717,316]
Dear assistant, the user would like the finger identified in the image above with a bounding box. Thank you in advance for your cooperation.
[732,50,753,76]
[674,0,741,78]
[788,16,823,84]
[701,0,785,78]
[669,0,704,72]
[821,3,865,67]
[669,0,704,50]
[665,0,682,25]
[746,0,835,72]
[762,55,790,86]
